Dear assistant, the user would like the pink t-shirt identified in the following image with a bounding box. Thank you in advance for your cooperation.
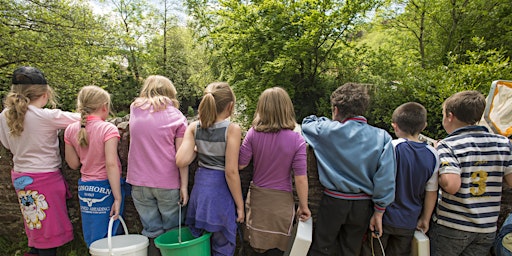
[0,106,80,173]
[126,103,187,189]
[64,116,121,181]
[239,128,307,192]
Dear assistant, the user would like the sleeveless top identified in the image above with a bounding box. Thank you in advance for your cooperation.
[195,119,229,171]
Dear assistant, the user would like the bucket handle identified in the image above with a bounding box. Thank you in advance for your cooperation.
[108,216,129,256]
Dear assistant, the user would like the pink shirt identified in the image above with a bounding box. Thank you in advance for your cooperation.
[0,106,80,173]
[239,128,307,192]
[64,116,121,181]
[126,103,188,189]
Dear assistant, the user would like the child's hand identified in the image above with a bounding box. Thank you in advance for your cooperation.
[369,211,383,238]
[236,207,245,223]
[110,199,121,220]
[416,218,430,233]
[297,206,311,221]
[180,187,189,206]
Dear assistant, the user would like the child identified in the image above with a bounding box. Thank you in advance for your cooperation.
[362,102,439,255]
[176,82,244,256]
[238,87,311,254]
[127,75,189,255]
[301,82,396,256]
[430,90,512,256]
[0,66,78,256]
[64,85,125,247]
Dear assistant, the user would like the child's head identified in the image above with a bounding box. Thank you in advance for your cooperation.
[136,75,179,111]
[77,85,112,146]
[442,90,485,133]
[330,83,369,121]
[4,66,56,136]
[252,87,296,132]
[198,82,235,128]
[392,102,427,137]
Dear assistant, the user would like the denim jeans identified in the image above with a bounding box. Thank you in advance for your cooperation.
[131,185,182,238]
[495,214,512,256]
[430,222,495,256]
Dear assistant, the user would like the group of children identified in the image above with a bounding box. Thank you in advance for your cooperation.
[0,66,511,256]
[303,83,512,256]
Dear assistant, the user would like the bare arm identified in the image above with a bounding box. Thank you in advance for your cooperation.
[294,175,311,221]
[105,137,122,219]
[225,123,244,223]
[65,143,81,170]
[417,190,437,233]
[439,173,461,194]
[176,122,197,168]
[176,137,189,206]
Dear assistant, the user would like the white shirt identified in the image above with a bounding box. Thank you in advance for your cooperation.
[0,105,80,173]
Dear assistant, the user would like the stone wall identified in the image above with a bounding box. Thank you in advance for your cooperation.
[0,117,511,251]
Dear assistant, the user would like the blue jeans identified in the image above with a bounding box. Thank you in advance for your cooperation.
[131,186,183,238]
[495,214,512,256]
[430,222,495,256]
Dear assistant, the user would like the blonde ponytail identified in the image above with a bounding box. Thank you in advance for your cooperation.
[198,93,217,128]
[4,84,51,136]
[197,82,235,129]
[76,86,111,147]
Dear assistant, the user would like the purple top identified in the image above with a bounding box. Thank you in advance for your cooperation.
[239,128,307,192]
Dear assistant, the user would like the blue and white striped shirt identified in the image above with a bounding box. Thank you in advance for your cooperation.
[436,125,512,233]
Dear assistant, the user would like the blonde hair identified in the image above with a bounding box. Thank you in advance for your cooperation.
[77,86,112,147]
[4,84,56,136]
[198,82,235,128]
[253,87,296,132]
[133,75,179,111]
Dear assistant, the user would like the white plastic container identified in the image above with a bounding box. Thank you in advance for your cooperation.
[90,216,149,256]
[284,218,313,256]
[411,230,430,256]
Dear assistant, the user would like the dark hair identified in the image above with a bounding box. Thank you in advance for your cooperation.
[330,83,369,120]
[392,102,427,135]
[444,90,485,125]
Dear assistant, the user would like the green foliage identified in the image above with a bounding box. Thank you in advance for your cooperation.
[186,0,384,125]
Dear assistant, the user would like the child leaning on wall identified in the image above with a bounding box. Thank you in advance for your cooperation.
[64,85,126,247]
[126,75,189,256]
[301,82,396,256]
[176,82,244,256]
[361,102,439,256]
[429,90,512,256]
[0,66,78,256]
[238,87,311,255]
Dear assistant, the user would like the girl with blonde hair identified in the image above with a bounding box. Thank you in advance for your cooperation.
[176,82,244,256]
[64,85,125,247]
[127,75,188,255]
[239,87,311,254]
[0,66,78,256]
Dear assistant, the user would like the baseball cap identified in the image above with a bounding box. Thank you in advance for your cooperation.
[12,66,48,85]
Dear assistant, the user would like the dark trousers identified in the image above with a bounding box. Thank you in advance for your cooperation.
[309,195,373,256]
[360,224,415,256]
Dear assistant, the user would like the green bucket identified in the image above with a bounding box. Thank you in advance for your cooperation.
[155,227,212,256]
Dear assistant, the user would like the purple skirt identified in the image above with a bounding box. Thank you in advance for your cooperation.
[185,167,237,255]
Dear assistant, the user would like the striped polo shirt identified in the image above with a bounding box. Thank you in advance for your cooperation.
[435,125,512,233]
[195,119,230,171]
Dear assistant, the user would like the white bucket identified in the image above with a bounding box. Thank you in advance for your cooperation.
[284,218,313,256]
[89,216,149,256]
[412,230,430,256]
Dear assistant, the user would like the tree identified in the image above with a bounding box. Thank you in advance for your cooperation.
[0,0,115,110]
[186,0,383,123]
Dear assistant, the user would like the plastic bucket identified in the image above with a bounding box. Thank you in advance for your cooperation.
[155,227,212,256]
[90,216,149,256]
